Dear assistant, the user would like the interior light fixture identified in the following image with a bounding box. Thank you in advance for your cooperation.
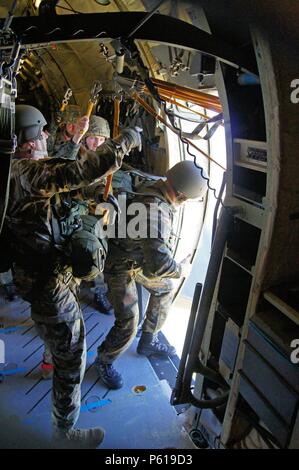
[95,0,111,5]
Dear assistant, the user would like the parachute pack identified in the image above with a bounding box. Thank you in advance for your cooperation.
[1,194,108,282]
[71,214,108,281]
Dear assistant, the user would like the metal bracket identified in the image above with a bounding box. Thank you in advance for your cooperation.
[0,77,14,110]
[168,47,191,77]
[3,13,258,73]
[0,136,17,154]
[0,29,17,51]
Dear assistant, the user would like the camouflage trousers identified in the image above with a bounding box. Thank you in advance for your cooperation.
[97,266,175,364]
[13,264,86,430]
[36,319,86,430]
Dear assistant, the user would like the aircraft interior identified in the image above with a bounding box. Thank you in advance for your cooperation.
[0,0,298,450]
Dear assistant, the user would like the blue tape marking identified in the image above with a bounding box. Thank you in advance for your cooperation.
[0,367,27,376]
[87,351,95,357]
[0,325,28,334]
[80,398,112,413]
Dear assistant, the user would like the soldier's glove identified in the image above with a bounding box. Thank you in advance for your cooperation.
[179,254,192,278]
[119,126,143,152]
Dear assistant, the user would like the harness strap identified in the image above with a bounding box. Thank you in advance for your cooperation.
[103,96,121,201]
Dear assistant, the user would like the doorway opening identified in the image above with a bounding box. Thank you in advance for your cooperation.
[162,97,227,357]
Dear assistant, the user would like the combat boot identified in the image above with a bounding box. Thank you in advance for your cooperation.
[93,289,113,314]
[94,358,123,389]
[137,332,176,357]
[53,427,105,449]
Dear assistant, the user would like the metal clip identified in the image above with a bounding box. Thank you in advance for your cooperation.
[112,73,124,101]
[61,87,72,107]
[90,80,102,104]
[99,42,109,59]
[112,92,123,103]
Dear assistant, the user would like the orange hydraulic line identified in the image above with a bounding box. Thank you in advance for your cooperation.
[166,96,211,120]
[131,92,226,171]
[152,77,222,102]
[162,96,224,127]
[151,77,222,113]
[139,80,224,124]
[161,92,220,112]
[115,76,222,112]
[103,97,120,200]
[171,97,224,128]
[144,87,221,114]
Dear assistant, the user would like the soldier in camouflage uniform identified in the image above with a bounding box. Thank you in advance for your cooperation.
[48,114,114,314]
[94,161,208,389]
[47,114,132,315]
[82,116,114,314]
[47,104,81,156]
[6,104,142,447]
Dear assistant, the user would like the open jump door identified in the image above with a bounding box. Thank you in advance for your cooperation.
[171,14,299,448]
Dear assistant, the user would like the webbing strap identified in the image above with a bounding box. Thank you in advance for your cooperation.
[103,96,121,201]
[0,136,17,153]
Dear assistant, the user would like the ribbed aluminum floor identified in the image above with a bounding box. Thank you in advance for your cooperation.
[0,287,194,449]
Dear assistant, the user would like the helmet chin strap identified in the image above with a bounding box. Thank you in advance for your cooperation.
[164,179,178,205]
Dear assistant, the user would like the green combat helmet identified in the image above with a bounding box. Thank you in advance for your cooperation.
[62,104,81,125]
[166,160,208,199]
[86,115,110,139]
[15,104,47,145]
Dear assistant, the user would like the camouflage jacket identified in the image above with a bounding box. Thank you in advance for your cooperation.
[49,137,81,161]
[49,141,133,205]
[46,116,76,157]
[6,134,135,263]
[46,120,65,155]
[107,179,182,279]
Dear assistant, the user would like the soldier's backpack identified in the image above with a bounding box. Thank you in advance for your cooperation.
[70,214,108,281]
[69,170,133,280]
[2,193,107,281]
[50,194,108,280]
